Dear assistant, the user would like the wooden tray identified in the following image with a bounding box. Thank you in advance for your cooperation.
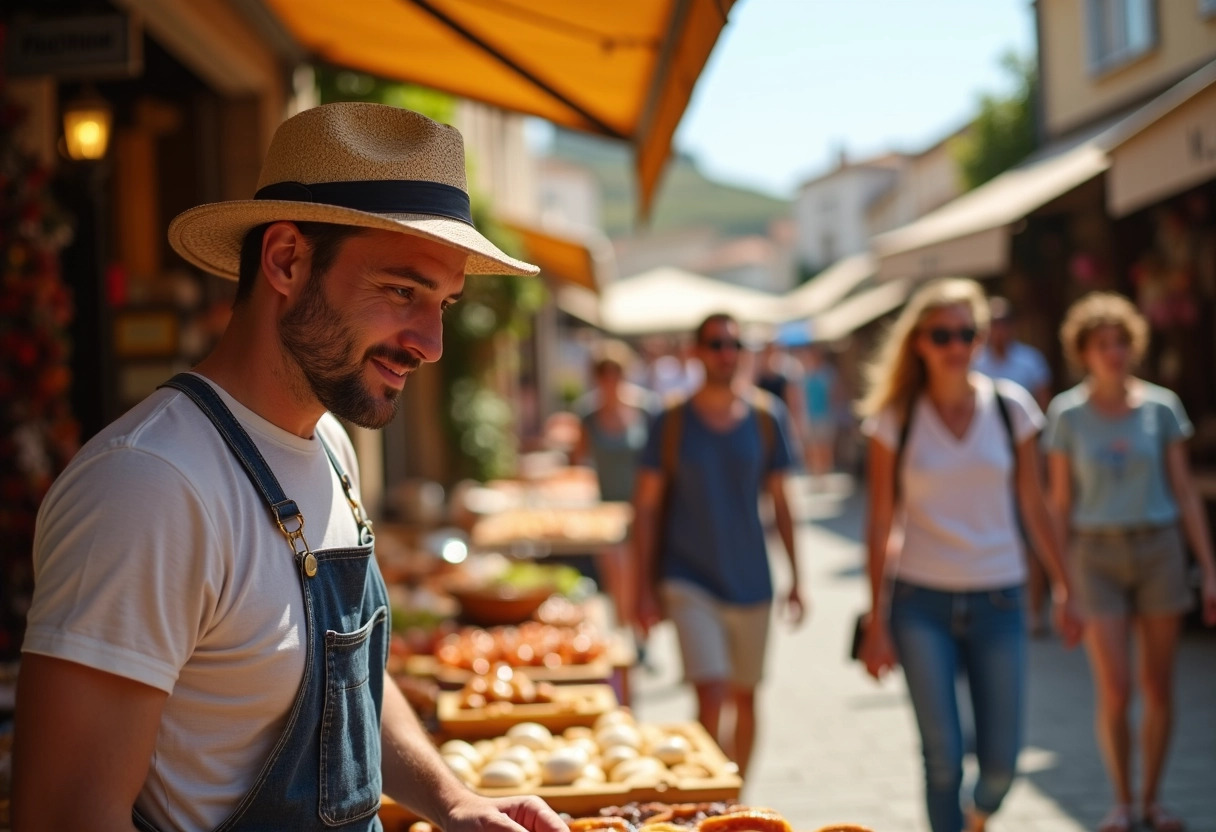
[378,721,741,826]
[436,684,618,740]
[405,654,615,688]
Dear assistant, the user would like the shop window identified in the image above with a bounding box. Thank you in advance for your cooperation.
[1086,0,1158,74]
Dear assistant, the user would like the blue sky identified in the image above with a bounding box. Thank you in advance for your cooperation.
[672,0,1037,197]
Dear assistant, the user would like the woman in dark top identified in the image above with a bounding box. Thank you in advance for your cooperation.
[573,340,656,634]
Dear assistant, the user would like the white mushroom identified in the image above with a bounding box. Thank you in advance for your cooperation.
[595,722,642,752]
[479,759,527,789]
[540,745,589,786]
[506,722,553,751]
[609,755,665,784]
[599,743,639,775]
[439,739,482,768]
[653,734,691,766]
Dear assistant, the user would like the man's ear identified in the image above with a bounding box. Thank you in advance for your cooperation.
[260,221,310,298]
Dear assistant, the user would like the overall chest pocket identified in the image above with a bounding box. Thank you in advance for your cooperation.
[320,605,388,826]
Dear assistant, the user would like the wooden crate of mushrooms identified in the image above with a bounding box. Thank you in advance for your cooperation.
[380,709,741,825]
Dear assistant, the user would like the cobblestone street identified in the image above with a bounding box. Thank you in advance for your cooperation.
[630,475,1216,832]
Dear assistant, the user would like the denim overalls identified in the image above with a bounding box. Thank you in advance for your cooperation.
[135,374,390,831]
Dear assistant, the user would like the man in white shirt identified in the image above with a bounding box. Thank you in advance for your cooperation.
[14,103,566,832]
[972,297,1051,410]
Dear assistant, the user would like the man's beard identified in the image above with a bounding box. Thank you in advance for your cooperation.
[279,273,421,429]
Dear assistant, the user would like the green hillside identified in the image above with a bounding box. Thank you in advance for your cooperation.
[549,130,790,237]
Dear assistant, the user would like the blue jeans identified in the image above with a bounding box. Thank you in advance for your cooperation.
[890,581,1027,832]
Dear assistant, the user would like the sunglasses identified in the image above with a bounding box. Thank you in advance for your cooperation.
[924,326,978,346]
[701,338,744,352]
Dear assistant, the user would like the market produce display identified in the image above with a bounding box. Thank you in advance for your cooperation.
[424,707,739,815]
[565,802,792,832]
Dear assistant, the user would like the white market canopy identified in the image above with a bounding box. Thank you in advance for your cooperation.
[559,266,784,336]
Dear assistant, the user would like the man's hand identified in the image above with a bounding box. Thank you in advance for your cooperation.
[441,792,567,832]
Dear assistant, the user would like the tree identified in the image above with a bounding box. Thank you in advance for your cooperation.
[952,53,1038,190]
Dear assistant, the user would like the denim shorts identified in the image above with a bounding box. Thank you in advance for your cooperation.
[1070,524,1193,617]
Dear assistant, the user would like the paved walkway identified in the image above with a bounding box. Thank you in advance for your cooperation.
[629,475,1216,832]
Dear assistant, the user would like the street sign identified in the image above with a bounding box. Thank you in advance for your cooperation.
[4,14,142,80]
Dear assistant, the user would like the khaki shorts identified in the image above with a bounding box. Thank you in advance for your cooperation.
[659,579,771,688]
[1070,524,1194,617]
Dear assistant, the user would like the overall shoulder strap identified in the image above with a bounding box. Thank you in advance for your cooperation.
[161,373,301,529]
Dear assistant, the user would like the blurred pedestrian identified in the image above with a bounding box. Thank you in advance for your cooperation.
[648,337,704,401]
[755,338,808,445]
[972,297,1051,409]
[13,103,565,832]
[800,343,841,480]
[572,340,658,650]
[973,297,1054,636]
[857,278,1082,832]
[1043,292,1216,832]
[632,312,805,779]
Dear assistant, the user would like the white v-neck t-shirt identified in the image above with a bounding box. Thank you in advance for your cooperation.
[863,374,1044,591]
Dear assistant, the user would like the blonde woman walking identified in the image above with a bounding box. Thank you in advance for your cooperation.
[1044,293,1216,832]
[857,278,1083,832]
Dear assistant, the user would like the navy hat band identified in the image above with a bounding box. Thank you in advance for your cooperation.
[254,179,472,225]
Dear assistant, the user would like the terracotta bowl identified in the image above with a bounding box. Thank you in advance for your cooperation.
[446,583,555,627]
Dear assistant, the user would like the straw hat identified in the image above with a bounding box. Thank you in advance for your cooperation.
[168,102,538,279]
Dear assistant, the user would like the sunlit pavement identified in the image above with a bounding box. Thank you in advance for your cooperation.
[629,474,1216,832]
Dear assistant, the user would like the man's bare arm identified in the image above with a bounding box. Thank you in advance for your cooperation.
[380,672,566,832]
[13,654,167,832]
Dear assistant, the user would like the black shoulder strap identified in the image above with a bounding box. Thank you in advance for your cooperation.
[994,390,1016,452]
[893,395,917,503]
[659,399,686,482]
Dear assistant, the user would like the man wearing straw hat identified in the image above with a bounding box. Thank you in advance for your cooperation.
[13,103,564,832]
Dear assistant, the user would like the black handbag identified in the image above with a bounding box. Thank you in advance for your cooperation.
[849,613,867,662]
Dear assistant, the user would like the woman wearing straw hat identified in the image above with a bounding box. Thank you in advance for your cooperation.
[14,103,565,832]
[856,278,1083,832]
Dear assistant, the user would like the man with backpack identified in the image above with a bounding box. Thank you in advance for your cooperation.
[632,313,806,780]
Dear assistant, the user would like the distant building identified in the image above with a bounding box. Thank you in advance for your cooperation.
[793,151,903,274]
[534,155,602,230]
[794,135,968,278]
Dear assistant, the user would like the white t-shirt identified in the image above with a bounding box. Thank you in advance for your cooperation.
[862,374,1044,591]
[25,375,364,832]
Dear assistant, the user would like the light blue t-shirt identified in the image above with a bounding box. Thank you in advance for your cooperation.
[973,341,1051,399]
[640,399,796,604]
[1042,381,1192,530]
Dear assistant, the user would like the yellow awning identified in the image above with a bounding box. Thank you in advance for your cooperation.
[262,0,738,219]
[502,219,613,293]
